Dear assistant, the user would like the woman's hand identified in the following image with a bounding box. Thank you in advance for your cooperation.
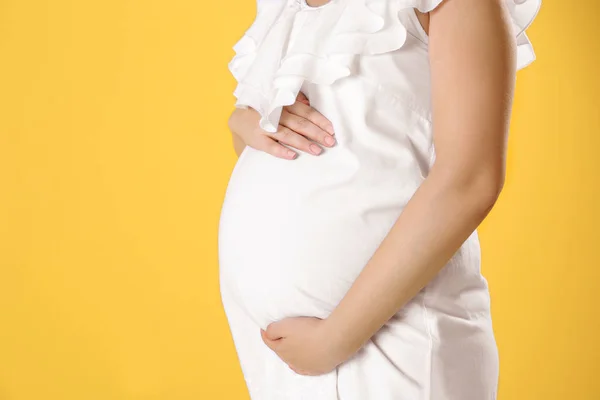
[260,316,354,376]
[228,92,336,160]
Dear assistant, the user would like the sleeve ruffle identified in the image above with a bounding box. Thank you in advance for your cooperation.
[227,0,542,133]
[411,0,541,70]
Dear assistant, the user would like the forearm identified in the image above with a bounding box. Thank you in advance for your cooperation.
[231,130,246,157]
[323,164,501,357]
[228,108,250,157]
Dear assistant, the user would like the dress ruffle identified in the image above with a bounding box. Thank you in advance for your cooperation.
[409,0,541,70]
[228,0,541,133]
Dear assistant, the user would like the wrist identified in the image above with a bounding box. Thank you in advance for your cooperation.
[322,312,369,361]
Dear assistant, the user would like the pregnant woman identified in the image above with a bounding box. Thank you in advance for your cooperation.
[218,0,540,399]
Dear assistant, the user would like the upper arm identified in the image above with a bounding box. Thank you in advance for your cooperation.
[428,0,517,191]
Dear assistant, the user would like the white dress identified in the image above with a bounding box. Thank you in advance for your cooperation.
[218,1,541,399]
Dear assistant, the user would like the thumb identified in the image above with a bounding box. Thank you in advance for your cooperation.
[264,321,285,340]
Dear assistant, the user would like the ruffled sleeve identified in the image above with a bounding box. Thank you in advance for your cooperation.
[507,0,542,70]
[227,0,411,132]
[227,0,289,123]
[227,0,542,133]
[412,0,542,71]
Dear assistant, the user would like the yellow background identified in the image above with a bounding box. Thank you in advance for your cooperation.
[0,1,598,399]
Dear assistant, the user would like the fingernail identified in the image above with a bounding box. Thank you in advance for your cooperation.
[309,144,322,155]
[324,135,335,146]
[326,124,335,135]
[287,150,297,159]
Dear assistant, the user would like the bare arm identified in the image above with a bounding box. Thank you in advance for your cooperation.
[228,109,249,157]
[322,0,517,357]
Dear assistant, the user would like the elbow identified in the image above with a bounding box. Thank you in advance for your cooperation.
[472,172,504,215]
[433,162,505,215]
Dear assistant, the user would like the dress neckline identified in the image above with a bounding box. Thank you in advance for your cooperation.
[299,0,336,10]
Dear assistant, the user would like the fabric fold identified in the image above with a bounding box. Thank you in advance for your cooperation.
[228,0,541,132]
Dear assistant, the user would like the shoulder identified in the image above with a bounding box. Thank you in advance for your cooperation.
[417,0,541,71]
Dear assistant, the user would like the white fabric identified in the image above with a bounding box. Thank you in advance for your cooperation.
[219,1,540,399]
[227,0,541,132]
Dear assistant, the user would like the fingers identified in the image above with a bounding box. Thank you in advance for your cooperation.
[284,100,336,138]
[279,108,336,154]
[252,132,298,160]
[251,117,331,159]
[272,123,325,156]
[264,323,284,340]
[260,328,282,352]
[260,328,318,376]
[239,93,337,160]
[259,330,309,376]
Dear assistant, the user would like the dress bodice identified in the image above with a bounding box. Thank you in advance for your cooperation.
[227,0,541,132]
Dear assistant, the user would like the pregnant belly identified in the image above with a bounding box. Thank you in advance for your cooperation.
[218,145,423,330]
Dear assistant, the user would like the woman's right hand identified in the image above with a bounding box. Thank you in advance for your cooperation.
[228,92,336,160]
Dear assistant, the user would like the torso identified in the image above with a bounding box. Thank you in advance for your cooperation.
[219,1,499,397]
[219,1,488,330]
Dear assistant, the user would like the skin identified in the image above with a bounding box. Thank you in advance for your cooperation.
[229,0,517,376]
[228,91,336,159]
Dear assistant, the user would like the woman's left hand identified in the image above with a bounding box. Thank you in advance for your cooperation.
[260,316,351,376]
